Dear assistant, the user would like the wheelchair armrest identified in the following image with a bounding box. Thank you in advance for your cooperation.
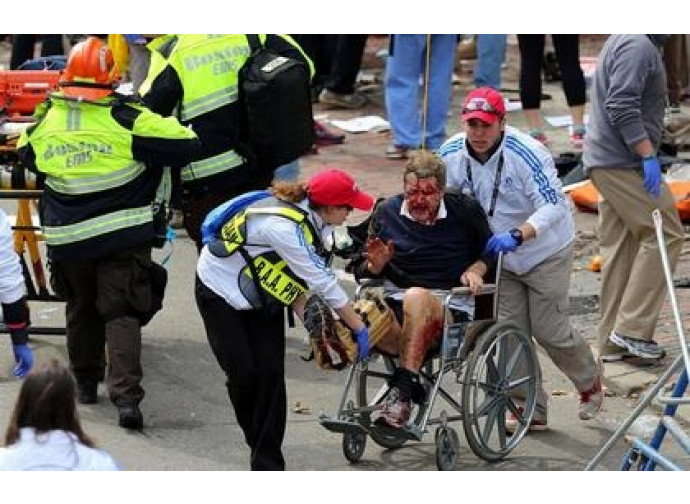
[450,284,497,297]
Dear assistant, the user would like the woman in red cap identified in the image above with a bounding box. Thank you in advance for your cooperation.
[195,168,374,470]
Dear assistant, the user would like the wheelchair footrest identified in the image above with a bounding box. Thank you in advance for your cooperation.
[370,423,424,442]
[319,416,367,435]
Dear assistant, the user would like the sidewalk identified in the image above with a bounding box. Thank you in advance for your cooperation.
[300,35,690,416]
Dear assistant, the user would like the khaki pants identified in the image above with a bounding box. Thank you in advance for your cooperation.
[590,168,683,355]
[500,244,599,416]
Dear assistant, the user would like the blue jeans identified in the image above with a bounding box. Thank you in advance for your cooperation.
[273,159,300,182]
[385,35,456,150]
[474,35,507,90]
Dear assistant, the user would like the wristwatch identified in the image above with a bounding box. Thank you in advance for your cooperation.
[509,228,524,246]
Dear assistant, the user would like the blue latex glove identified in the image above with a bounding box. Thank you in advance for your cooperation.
[353,326,369,362]
[483,232,519,256]
[642,156,661,198]
[12,344,33,378]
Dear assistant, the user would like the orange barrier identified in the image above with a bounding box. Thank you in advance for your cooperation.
[569,180,690,222]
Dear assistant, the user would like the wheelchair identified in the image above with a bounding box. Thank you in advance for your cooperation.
[319,255,539,470]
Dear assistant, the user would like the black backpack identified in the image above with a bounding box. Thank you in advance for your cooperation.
[237,35,315,173]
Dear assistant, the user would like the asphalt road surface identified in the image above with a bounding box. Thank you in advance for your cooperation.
[1,225,687,473]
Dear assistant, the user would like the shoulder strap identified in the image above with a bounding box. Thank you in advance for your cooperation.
[246,34,262,54]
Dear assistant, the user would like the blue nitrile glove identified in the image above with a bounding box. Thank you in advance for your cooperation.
[12,343,33,378]
[354,326,369,362]
[483,232,519,256]
[642,156,661,198]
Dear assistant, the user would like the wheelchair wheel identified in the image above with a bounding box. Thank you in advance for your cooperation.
[355,356,426,449]
[342,431,367,463]
[461,321,537,462]
[435,426,460,471]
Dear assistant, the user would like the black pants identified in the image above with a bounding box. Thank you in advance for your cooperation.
[10,35,64,69]
[291,35,366,94]
[517,34,586,109]
[50,246,152,406]
[324,35,367,94]
[291,35,334,90]
[195,277,286,471]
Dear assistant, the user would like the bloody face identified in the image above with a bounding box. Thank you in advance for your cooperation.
[403,174,443,224]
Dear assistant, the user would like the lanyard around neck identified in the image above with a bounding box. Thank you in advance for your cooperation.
[465,153,504,217]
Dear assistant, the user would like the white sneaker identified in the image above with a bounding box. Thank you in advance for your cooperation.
[578,375,604,420]
[609,331,666,360]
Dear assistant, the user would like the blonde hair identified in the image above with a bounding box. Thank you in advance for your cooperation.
[269,180,307,203]
[269,179,327,211]
[403,150,446,189]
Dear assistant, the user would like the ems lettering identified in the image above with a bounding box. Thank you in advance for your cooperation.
[65,151,92,168]
[213,60,237,75]
[184,46,246,73]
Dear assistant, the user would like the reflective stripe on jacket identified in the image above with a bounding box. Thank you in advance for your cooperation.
[140,34,313,189]
[209,197,320,306]
[17,93,200,260]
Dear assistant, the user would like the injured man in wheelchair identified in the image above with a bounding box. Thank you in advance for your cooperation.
[343,150,495,429]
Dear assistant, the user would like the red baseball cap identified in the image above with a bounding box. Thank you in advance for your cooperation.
[461,87,506,124]
[307,168,375,211]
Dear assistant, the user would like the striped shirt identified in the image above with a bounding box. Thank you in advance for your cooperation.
[440,125,574,274]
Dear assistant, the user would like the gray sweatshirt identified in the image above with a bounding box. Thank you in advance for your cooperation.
[583,35,667,172]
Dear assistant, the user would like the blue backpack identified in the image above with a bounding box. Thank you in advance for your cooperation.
[200,189,271,246]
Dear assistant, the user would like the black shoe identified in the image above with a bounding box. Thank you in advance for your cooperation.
[77,380,98,405]
[118,404,144,430]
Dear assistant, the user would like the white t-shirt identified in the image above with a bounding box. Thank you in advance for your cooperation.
[0,428,120,471]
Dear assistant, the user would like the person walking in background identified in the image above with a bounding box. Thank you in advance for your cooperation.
[584,34,683,364]
[317,35,368,109]
[517,34,587,149]
[384,34,456,159]
[291,34,367,109]
[474,34,507,91]
[0,209,32,379]
[0,359,120,470]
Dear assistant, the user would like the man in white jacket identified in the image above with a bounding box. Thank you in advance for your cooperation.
[0,208,32,378]
[440,87,602,431]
